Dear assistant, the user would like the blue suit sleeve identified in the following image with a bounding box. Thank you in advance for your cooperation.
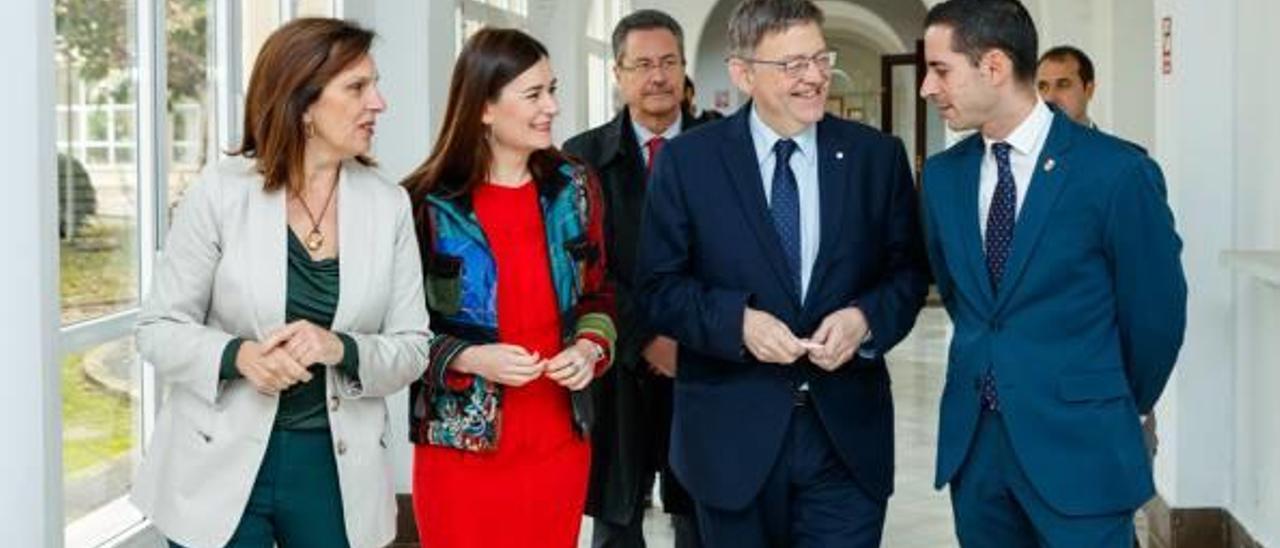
[851,140,930,357]
[1105,157,1187,414]
[635,143,752,363]
[919,166,954,310]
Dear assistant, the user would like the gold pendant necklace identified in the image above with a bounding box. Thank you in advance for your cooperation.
[305,227,325,251]
[295,178,338,252]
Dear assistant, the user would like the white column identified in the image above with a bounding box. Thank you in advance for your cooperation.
[343,0,453,493]
[0,0,61,544]
[527,0,589,142]
[1150,0,1237,510]
[1228,0,1280,543]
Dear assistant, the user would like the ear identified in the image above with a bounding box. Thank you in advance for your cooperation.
[727,58,755,96]
[979,49,1011,86]
[481,100,495,127]
[1083,80,1096,100]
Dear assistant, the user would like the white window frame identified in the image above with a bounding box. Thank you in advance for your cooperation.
[457,0,529,54]
[584,0,630,128]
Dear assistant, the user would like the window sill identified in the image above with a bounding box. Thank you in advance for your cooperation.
[1221,250,1280,288]
[65,496,157,548]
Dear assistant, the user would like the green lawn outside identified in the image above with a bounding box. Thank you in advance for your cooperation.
[61,351,133,478]
[60,219,138,324]
[60,219,137,477]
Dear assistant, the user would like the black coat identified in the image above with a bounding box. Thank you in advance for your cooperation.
[564,109,713,524]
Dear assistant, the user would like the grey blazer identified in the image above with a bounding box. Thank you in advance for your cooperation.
[131,156,431,548]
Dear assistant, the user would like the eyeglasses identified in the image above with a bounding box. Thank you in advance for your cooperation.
[737,50,838,78]
[617,56,684,75]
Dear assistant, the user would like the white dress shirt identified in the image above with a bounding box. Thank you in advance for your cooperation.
[633,109,683,167]
[749,106,821,302]
[979,99,1053,239]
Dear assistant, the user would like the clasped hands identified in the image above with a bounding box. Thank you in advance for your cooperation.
[449,339,602,391]
[236,320,346,395]
[743,306,869,370]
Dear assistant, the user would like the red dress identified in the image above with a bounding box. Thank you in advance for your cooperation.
[413,181,591,547]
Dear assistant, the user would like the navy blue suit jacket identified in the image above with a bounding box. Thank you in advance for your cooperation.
[920,112,1187,516]
[635,106,929,510]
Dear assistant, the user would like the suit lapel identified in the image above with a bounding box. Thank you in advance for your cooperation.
[804,117,847,306]
[720,109,797,299]
[332,163,369,331]
[952,137,996,309]
[993,113,1075,310]
[248,181,287,337]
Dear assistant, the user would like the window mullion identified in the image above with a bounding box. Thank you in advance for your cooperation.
[136,0,165,451]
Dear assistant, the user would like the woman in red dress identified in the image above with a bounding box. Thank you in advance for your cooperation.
[402,28,615,548]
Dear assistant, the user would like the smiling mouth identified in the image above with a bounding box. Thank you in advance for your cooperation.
[792,87,823,100]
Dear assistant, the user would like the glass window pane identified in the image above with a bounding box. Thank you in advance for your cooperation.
[61,335,141,525]
[588,52,608,128]
[293,0,333,18]
[167,0,215,215]
[242,0,281,93]
[55,0,140,325]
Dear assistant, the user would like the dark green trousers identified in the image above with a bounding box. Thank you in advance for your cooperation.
[170,428,350,548]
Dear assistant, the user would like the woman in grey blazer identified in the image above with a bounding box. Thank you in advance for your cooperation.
[131,18,430,548]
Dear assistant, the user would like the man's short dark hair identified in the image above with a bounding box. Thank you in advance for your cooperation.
[1039,45,1095,85]
[611,9,685,62]
[727,0,825,59]
[924,0,1038,83]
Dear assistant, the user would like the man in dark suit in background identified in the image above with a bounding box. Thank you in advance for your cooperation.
[564,9,707,548]
[635,1,929,546]
[1036,45,1097,128]
[918,1,1186,545]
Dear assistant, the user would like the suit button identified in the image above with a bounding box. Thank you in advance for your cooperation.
[329,396,340,412]
[336,440,347,455]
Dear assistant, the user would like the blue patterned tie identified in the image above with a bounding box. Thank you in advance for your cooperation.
[980,142,1016,412]
[770,139,801,295]
[986,142,1017,290]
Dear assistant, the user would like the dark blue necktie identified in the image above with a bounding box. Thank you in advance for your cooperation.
[980,141,1016,412]
[985,142,1017,290]
[770,139,801,294]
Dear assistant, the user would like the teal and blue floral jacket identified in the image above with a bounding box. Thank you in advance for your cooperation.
[408,162,616,452]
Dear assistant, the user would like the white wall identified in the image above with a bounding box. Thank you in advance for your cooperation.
[1228,0,1280,542]
[527,0,590,144]
[0,0,61,544]
[686,0,740,115]
[344,0,455,493]
[1150,0,1238,514]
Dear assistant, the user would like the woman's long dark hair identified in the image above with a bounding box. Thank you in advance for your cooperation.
[402,28,571,206]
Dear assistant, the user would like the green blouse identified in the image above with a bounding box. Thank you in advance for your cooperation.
[219,230,359,430]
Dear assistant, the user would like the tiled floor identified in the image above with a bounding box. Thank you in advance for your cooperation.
[579,306,959,547]
[880,306,958,547]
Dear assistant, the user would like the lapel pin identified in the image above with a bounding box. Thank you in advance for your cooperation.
[1043,158,1056,172]
[835,151,844,160]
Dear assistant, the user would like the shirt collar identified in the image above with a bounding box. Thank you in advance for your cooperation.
[983,98,1052,156]
[632,109,682,147]
[749,104,817,166]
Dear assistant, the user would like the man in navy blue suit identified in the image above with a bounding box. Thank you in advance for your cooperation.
[918,1,1187,546]
[635,1,929,546]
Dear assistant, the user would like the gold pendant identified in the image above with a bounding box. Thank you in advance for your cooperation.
[306,229,324,251]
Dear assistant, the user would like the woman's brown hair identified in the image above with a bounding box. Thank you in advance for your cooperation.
[231,18,376,194]
[402,28,572,204]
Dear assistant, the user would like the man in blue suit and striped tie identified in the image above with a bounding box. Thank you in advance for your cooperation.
[918,0,1187,546]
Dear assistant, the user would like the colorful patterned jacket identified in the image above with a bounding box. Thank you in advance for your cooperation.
[408,162,616,451]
